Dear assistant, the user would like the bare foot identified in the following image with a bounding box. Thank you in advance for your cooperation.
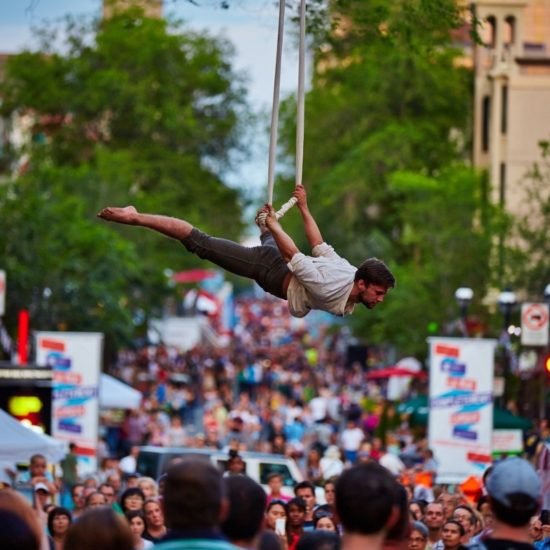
[97,206,138,224]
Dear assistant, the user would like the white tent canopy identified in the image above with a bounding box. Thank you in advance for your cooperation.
[0,408,67,463]
[100,374,142,410]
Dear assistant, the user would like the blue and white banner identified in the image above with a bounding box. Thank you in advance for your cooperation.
[35,332,103,474]
[428,337,496,484]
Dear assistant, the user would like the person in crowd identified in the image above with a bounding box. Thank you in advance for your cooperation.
[99,483,123,514]
[287,497,307,550]
[323,479,337,509]
[294,481,317,532]
[34,482,54,524]
[0,508,41,550]
[409,500,427,522]
[383,483,411,550]
[437,493,461,522]
[319,446,345,482]
[226,451,247,475]
[19,454,58,495]
[265,499,288,531]
[106,472,123,499]
[340,420,365,465]
[440,520,467,550]
[305,449,323,486]
[84,491,107,509]
[424,502,445,550]
[120,446,140,476]
[47,507,72,550]
[267,473,291,504]
[296,531,341,550]
[137,477,159,500]
[126,474,141,489]
[409,521,429,550]
[452,504,477,544]
[59,444,79,509]
[534,514,550,550]
[314,511,338,533]
[64,507,134,550]
[153,458,236,550]
[221,474,267,548]
[125,510,154,550]
[335,462,398,550]
[482,457,541,550]
[529,517,543,544]
[142,498,166,543]
[0,490,44,550]
[120,487,146,514]
[70,484,85,518]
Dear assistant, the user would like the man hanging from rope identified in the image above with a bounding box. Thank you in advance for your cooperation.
[98,184,395,318]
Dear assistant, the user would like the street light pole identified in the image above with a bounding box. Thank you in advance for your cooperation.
[455,287,474,337]
[497,289,517,407]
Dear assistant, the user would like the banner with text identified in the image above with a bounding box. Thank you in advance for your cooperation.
[35,332,103,473]
[428,337,496,484]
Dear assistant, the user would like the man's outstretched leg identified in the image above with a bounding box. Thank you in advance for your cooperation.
[98,205,290,299]
[97,206,193,241]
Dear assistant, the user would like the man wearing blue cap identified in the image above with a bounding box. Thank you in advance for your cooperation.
[480,457,541,550]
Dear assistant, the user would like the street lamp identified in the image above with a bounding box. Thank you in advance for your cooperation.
[498,289,517,335]
[455,287,474,337]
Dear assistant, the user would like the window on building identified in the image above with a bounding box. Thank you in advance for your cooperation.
[499,163,506,206]
[504,16,516,45]
[482,96,490,152]
[501,85,508,134]
[485,16,497,48]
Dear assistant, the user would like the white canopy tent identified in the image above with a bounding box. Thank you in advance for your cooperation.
[0,408,67,463]
[100,374,142,410]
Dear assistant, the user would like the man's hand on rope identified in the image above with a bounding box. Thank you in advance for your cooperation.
[258,204,281,232]
[292,184,308,211]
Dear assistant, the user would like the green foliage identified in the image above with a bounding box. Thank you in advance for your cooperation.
[0,170,142,343]
[276,0,499,356]
[0,6,249,343]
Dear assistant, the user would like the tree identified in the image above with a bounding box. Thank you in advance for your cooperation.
[0,6,250,339]
[274,0,501,356]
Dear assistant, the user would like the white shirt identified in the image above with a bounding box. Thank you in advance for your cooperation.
[286,242,357,318]
[341,427,365,451]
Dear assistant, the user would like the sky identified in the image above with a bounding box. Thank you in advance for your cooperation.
[0,0,304,200]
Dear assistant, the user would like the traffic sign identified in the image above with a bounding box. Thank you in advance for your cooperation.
[521,302,549,346]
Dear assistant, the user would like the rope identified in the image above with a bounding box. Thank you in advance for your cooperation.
[266,0,286,207]
[274,0,306,219]
[264,0,307,222]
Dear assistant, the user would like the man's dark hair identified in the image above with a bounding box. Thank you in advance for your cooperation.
[454,504,476,526]
[386,483,410,542]
[444,519,465,537]
[221,475,266,543]
[336,462,396,536]
[0,509,40,550]
[354,258,395,288]
[162,459,225,530]
[294,481,315,496]
[489,494,539,527]
[296,531,341,550]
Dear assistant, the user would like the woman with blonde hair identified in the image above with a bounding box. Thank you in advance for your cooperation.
[137,477,159,500]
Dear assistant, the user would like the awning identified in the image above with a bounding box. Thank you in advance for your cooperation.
[99,374,142,410]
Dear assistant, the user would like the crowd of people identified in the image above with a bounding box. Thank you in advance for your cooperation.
[1,294,549,550]
[0,450,548,550]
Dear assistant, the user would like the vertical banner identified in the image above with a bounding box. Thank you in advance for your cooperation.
[428,337,496,484]
[35,332,103,474]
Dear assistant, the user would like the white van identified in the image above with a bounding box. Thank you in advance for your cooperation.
[136,446,308,499]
